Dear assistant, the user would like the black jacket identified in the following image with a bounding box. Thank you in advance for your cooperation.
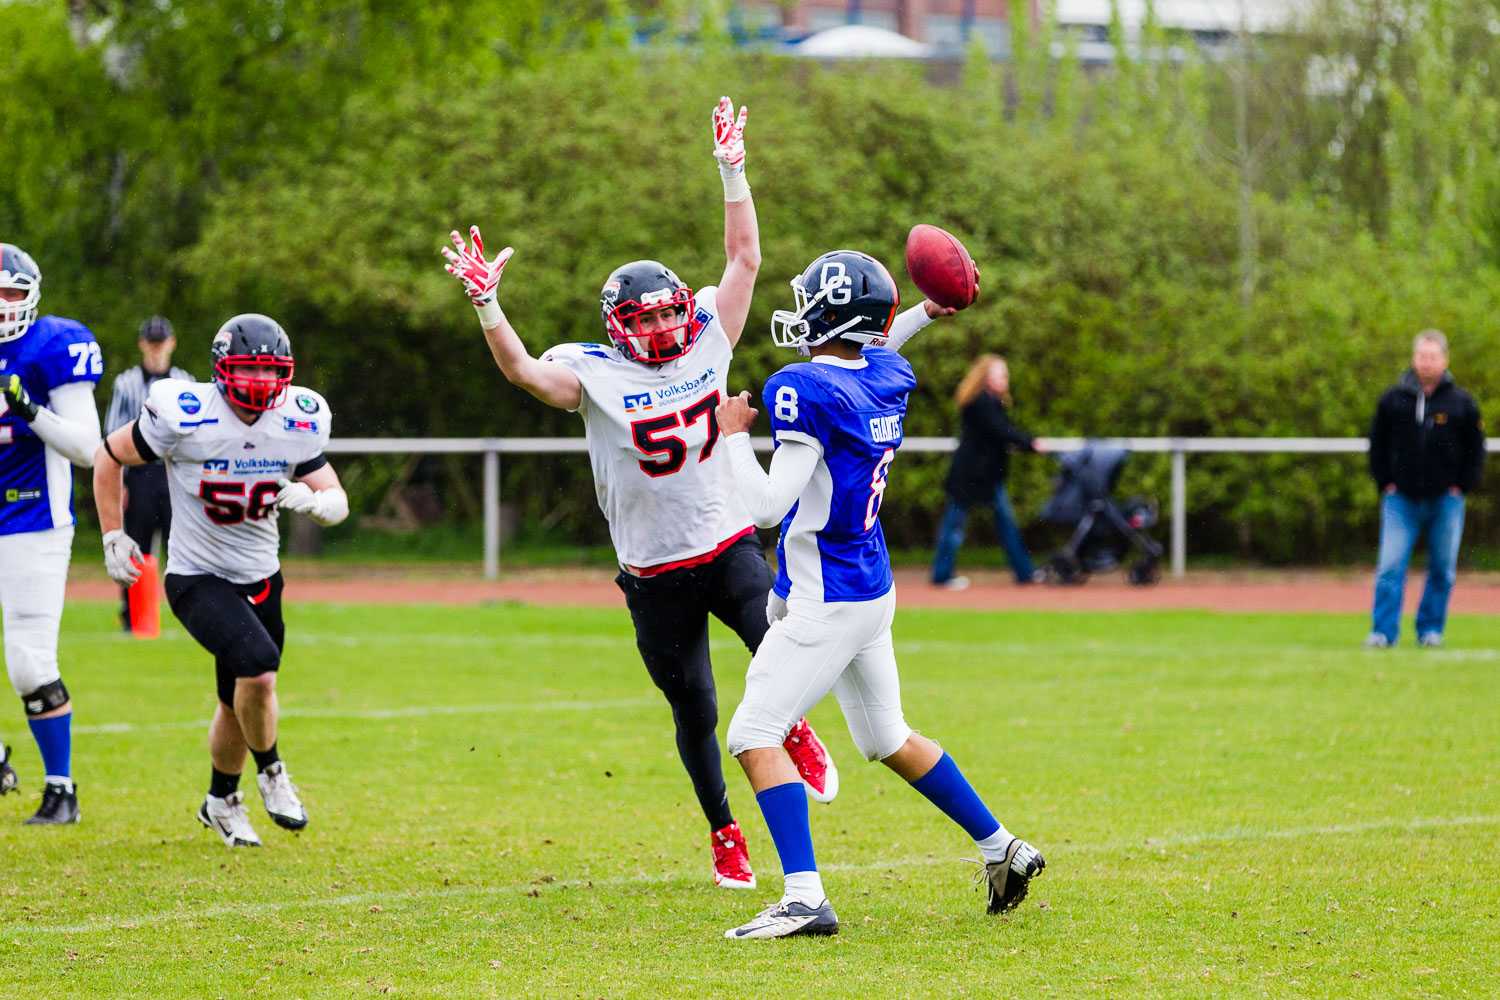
[1368,369,1485,498]
[943,392,1036,505]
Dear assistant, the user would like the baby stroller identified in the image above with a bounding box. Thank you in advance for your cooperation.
[1037,444,1163,585]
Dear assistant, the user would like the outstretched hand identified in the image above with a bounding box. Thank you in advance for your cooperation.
[712,96,748,178]
[440,226,514,306]
[716,390,759,436]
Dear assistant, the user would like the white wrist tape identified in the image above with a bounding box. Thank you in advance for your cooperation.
[310,487,349,527]
[474,298,503,330]
[721,172,751,203]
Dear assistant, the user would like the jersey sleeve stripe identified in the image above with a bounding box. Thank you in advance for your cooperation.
[293,455,327,478]
[131,421,159,463]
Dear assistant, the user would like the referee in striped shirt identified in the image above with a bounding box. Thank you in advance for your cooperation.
[104,316,193,631]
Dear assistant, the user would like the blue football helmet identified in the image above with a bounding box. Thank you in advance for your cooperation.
[0,243,42,343]
[771,250,899,350]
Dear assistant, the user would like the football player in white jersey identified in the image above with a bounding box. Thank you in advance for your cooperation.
[715,251,1044,940]
[92,314,350,848]
[440,97,844,890]
[0,243,103,824]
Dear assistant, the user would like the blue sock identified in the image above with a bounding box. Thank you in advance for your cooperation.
[755,781,818,875]
[28,712,72,783]
[909,752,1001,842]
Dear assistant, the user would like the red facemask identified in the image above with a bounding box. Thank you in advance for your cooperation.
[606,288,697,363]
[215,355,294,410]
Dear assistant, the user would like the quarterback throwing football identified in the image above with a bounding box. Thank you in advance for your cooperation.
[441,97,846,890]
[93,314,349,848]
[717,250,1045,940]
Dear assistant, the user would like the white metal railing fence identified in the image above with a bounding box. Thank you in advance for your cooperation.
[324,437,1500,579]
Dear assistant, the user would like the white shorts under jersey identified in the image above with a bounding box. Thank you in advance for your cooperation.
[135,378,332,584]
[541,285,753,570]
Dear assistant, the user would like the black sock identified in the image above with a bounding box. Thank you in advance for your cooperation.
[209,767,240,799]
[251,742,280,773]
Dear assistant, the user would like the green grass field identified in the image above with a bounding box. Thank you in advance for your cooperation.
[1,601,1496,999]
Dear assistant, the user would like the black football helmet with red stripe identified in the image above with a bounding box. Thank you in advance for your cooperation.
[211,313,294,411]
[600,260,698,364]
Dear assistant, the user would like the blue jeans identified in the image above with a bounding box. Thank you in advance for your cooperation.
[1371,491,1466,642]
[932,485,1035,584]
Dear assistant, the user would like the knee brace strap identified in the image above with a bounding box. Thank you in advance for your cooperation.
[22,679,69,716]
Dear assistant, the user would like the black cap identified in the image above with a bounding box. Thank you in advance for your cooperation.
[139,316,174,342]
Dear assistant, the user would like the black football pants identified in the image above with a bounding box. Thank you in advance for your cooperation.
[164,572,285,708]
[614,534,773,832]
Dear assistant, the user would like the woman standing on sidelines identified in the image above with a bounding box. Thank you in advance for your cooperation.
[931,354,1046,589]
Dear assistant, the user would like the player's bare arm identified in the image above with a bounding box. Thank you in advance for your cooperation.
[442,226,582,410]
[711,96,760,347]
[93,422,148,584]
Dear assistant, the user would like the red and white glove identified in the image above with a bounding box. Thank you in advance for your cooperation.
[712,96,750,201]
[441,225,514,327]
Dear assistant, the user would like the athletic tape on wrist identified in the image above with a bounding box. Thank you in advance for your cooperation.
[474,299,503,329]
[722,173,751,203]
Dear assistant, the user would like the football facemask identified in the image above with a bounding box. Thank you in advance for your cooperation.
[214,356,295,410]
[770,250,898,351]
[605,286,697,364]
[0,244,42,343]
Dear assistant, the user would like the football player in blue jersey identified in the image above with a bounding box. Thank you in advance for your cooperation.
[714,250,1045,939]
[0,243,104,824]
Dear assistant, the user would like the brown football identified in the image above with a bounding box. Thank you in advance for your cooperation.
[905,224,978,309]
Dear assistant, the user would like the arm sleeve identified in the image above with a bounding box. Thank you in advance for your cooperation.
[1367,396,1391,487]
[977,396,1035,451]
[725,432,821,528]
[135,380,188,460]
[28,381,102,467]
[883,304,933,353]
[1458,398,1485,492]
[104,372,132,434]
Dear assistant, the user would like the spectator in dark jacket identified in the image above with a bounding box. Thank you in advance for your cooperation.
[1364,330,1485,648]
[931,355,1047,589]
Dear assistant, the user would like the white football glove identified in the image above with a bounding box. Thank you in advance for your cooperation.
[102,529,145,586]
[712,96,748,179]
[275,478,350,527]
[440,226,514,307]
[766,591,788,626]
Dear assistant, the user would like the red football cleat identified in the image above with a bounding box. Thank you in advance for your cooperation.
[712,821,757,890]
[783,717,839,804]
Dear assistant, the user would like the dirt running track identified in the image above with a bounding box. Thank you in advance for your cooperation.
[66,567,1500,615]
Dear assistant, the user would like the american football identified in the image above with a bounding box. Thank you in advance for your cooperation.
[905,223,978,309]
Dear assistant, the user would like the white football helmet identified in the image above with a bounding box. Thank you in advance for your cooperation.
[0,244,42,342]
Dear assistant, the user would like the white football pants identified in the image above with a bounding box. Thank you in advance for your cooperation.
[0,525,73,697]
[727,588,913,762]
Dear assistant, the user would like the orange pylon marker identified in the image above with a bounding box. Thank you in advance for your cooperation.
[128,554,161,639]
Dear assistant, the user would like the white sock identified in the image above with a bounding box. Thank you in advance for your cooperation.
[44,775,74,793]
[976,825,1015,864]
[781,870,826,907]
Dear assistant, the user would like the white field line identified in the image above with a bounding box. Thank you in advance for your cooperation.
[10,813,1495,937]
[67,628,1500,662]
[72,698,660,735]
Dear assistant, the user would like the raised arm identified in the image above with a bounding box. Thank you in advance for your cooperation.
[710,97,761,348]
[442,226,582,410]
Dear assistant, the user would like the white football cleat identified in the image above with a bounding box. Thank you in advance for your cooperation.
[724,898,839,940]
[198,791,263,848]
[256,762,308,830]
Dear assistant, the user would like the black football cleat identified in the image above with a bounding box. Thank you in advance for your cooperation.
[0,745,18,796]
[978,838,1045,914]
[24,781,80,825]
